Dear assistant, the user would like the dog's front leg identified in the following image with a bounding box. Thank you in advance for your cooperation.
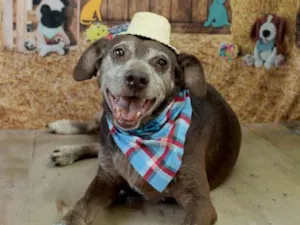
[55,168,122,225]
[47,111,103,135]
[264,47,277,69]
[171,166,217,225]
[254,46,263,68]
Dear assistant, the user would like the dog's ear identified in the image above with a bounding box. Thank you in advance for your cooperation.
[276,18,287,45]
[250,19,262,41]
[61,0,69,7]
[177,53,207,97]
[33,0,42,5]
[40,5,51,15]
[73,38,109,81]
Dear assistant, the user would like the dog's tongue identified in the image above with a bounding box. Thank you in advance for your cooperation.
[116,97,144,121]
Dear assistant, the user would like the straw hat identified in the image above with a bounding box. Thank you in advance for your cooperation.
[119,12,179,54]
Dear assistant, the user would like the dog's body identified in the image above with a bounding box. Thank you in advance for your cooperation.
[48,35,241,225]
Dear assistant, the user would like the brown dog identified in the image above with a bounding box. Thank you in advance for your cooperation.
[48,34,241,225]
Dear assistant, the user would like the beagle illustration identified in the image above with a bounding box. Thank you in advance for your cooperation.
[80,0,103,25]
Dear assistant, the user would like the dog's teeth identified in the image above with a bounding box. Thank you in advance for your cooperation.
[135,111,141,119]
[116,107,121,118]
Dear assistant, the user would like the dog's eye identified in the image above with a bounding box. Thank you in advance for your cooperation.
[157,58,167,67]
[113,48,125,57]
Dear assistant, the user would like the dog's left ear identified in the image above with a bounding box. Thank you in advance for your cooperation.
[61,0,69,7]
[176,53,207,97]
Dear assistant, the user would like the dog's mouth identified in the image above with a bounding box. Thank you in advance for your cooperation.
[107,89,156,129]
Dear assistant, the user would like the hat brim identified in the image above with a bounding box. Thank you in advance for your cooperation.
[117,32,180,55]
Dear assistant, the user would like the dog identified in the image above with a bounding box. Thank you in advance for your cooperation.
[204,0,231,28]
[243,14,287,69]
[47,32,241,225]
[80,0,103,25]
[35,0,71,56]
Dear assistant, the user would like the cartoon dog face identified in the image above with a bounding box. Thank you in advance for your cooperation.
[36,0,69,28]
[251,14,287,45]
[259,15,277,42]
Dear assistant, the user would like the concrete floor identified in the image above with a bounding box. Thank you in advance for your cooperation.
[1,123,300,225]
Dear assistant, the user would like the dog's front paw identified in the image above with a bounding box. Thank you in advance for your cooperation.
[264,61,274,70]
[47,120,79,135]
[254,59,263,68]
[51,146,77,166]
[275,54,285,67]
[57,47,66,55]
[242,54,254,66]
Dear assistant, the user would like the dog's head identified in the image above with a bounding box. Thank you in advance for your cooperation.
[73,35,206,130]
[36,0,69,28]
[250,14,286,45]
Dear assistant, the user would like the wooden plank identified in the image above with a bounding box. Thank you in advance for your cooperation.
[0,130,35,187]
[224,0,232,22]
[192,0,208,23]
[150,0,171,20]
[128,0,150,19]
[107,0,129,21]
[247,123,300,163]
[65,0,80,47]
[0,187,31,225]
[242,126,300,187]
[171,22,231,34]
[26,0,33,10]
[101,0,108,20]
[171,0,192,22]
[16,0,27,52]
[2,0,14,50]
[296,9,300,49]
[229,127,300,225]
[102,21,231,34]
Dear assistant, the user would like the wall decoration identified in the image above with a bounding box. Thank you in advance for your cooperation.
[80,0,103,25]
[80,0,232,34]
[85,23,109,42]
[84,22,129,43]
[242,14,287,70]
[204,0,231,28]
[1,0,80,55]
[296,8,300,48]
[219,43,239,61]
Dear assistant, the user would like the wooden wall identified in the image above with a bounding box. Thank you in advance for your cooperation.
[65,0,80,46]
[81,0,232,34]
[296,8,300,48]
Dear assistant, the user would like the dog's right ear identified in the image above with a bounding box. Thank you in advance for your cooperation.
[250,19,262,41]
[73,38,109,81]
[177,53,207,97]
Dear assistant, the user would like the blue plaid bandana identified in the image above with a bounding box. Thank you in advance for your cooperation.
[107,90,192,192]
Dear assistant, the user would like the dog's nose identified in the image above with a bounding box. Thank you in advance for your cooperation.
[125,71,149,90]
[263,30,271,38]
